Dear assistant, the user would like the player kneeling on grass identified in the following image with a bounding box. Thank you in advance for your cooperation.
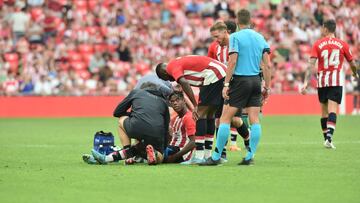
[92,82,170,165]
[163,91,196,163]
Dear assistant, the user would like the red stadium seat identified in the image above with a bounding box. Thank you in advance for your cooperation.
[74,0,87,10]
[76,70,91,80]
[58,62,70,71]
[78,44,94,54]
[116,61,131,75]
[71,61,87,71]
[4,53,19,72]
[81,53,93,65]
[30,8,44,21]
[85,26,98,35]
[94,44,107,53]
[87,0,98,10]
[107,44,117,52]
[135,62,150,75]
[299,44,311,54]
[100,26,108,36]
[4,53,19,62]
[68,52,82,62]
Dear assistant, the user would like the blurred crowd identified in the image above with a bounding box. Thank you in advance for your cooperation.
[0,0,359,96]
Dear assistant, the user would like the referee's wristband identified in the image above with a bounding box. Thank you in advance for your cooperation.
[224,82,230,87]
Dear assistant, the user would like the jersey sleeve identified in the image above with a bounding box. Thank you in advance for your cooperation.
[310,41,318,58]
[263,37,271,54]
[229,34,239,54]
[208,43,216,59]
[343,42,354,62]
[166,62,184,82]
[183,113,196,137]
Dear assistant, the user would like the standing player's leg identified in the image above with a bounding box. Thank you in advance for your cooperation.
[321,86,341,149]
[205,114,216,159]
[324,99,338,149]
[190,106,209,162]
[229,127,240,151]
[241,109,250,128]
[214,109,228,159]
[352,93,358,115]
[320,103,329,141]
[241,106,261,164]
[211,104,239,161]
[231,116,250,151]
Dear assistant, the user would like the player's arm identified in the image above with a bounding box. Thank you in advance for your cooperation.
[343,42,358,79]
[349,60,359,79]
[301,58,317,94]
[178,77,199,120]
[223,53,237,100]
[261,51,271,101]
[167,136,196,163]
[113,90,136,117]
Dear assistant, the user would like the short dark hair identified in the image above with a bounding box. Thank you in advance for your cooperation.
[155,63,164,77]
[168,91,184,100]
[236,9,251,25]
[323,19,336,33]
[224,20,237,34]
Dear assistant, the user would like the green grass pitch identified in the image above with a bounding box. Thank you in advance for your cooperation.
[0,115,359,203]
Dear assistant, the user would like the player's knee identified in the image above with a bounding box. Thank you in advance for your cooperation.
[231,117,243,128]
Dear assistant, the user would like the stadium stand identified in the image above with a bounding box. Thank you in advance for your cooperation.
[0,0,358,96]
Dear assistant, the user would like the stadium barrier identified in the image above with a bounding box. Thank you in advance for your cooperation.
[0,95,355,117]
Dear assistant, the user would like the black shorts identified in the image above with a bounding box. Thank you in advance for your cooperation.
[227,75,262,109]
[215,105,242,118]
[318,86,343,104]
[123,118,165,153]
[199,78,224,107]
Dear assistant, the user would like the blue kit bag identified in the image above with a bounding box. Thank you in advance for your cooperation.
[93,131,115,155]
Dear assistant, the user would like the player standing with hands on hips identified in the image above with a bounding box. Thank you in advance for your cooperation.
[301,19,359,149]
[201,9,272,166]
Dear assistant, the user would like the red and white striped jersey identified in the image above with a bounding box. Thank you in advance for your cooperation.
[208,41,229,65]
[166,55,227,87]
[311,36,353,88]
[169,111,196,160]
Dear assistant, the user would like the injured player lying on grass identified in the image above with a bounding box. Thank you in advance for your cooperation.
[82,85,196,165]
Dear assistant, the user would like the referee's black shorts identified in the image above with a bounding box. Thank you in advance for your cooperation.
[227,75,262,109]
[198,78,224,107]
[317,86,343,104]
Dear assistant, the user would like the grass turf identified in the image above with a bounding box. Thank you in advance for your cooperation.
[0,116,359,203]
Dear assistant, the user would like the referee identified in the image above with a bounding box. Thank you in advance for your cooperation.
[201,9,271,166]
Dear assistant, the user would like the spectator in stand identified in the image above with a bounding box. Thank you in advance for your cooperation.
[27,0,44,7]
[89,51,106,74]
[9,2,30,44]
[3,72,19,96]
[0,0,358,97]
[116,40,132,62]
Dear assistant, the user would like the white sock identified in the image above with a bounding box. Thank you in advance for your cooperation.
[204,149,211,159]
[105,154,114,162]
[195,149,204,160]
